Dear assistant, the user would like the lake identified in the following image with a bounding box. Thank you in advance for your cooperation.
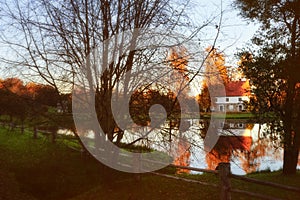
[59,118,300,175]
[188,120,299,175]
[122,119,300,175]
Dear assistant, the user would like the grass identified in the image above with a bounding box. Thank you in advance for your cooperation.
[71,171,300,200]
[0,127,130,200]
[200,112,255,119]
[1,126,300,200]
[231,171,300,200]
[70,174,219,200]
[130,112,256,121]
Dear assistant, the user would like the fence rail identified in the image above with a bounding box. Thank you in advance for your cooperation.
[230,173,300,193]
[151,172,219,188]
[154,163,300,200]
[169,164,219,174]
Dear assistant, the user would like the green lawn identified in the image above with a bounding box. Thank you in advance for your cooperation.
[0,126,299,200]
[200,112,255,119]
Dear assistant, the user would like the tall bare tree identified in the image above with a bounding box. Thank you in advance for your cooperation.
[0,0,225,153]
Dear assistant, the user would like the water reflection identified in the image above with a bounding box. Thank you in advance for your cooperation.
[118,119,300,175]
[205,136,252,171]
[191,120,299,175]
[173,137,191,173]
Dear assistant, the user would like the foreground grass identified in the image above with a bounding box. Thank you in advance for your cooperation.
[231,171,300,200]
[0,126,300,200]
[71,171,300,200]
[0,127,219,200]
[0,127,127,200]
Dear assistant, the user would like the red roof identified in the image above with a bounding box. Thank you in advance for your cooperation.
[225,80,250,97]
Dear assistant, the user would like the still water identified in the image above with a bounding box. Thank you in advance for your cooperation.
[122,119,300,175]
[188,120,297,175]
[59,119,300,175]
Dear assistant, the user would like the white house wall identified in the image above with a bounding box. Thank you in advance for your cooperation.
[216,96,249,104]
[214,96,249,112]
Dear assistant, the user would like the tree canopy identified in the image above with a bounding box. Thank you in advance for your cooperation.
[234,0,300,174]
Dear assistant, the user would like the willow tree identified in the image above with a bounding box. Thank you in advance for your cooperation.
[234,0,300,174]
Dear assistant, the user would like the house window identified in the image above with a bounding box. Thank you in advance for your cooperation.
[238,97,242,101]
[238,105,243,112]
[219,105,224,112]
[226,98,229,102]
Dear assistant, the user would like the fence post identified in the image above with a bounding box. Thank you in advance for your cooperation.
[134,153,141,181]
[218,162,231,200]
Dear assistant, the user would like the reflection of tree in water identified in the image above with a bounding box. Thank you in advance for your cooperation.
[206,136,252,171]
[173,136,191,173]
[126,46,193,173]
[161,119,191,174]
[204,122,283,174]
[123,116,192,174]
[236,133,282,173]
[235,141,266,173]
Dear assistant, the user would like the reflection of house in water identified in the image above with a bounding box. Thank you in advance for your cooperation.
[205,121,285,174]
[206,121,255,172]
[220,122,254,137]
[190,120,298,174]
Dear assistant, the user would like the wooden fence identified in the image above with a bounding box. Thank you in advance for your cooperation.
[152,163,300,200]
[58,138,300,200]
[3,122,300,199]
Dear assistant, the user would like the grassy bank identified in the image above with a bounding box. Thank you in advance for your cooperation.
[0,126,299,200]
[200,112,255,119]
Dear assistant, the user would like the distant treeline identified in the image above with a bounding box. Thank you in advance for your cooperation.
[0,77,73,135]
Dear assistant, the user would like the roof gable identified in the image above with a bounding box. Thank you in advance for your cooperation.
[224,80,250,97]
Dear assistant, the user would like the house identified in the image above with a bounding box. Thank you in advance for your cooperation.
[213,80,250,112]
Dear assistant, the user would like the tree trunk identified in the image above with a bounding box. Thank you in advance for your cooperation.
[283,146,299,175]
[285,120,300,174]
[282,81,298,175]
[115,129,124,146]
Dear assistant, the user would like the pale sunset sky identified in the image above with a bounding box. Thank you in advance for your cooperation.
[0,0,258,81]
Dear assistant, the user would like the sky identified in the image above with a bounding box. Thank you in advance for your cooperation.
[188,0,259,65]
[181,0,259,94]
[0,0,259,81]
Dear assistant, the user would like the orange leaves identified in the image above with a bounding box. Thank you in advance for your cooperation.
[167,46,189,79]
[0,78,26,95]
[204,47,229,86]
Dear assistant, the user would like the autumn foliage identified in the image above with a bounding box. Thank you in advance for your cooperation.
[197,47,229,112]
[0,77,64,132]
